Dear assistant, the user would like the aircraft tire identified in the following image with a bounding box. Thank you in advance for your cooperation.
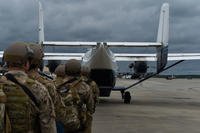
[124,91,131,104]
[121,90,125,99]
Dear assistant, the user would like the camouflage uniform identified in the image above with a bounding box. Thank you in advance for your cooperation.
[28,44,80,132]
[0,86,7,133]
[0,42,57,133]
[74,77,94,133]
[65,60,94,133]
[81,66,99,107]
[55,65,81,132]
[80,76,99,133]
[54,64,65,88]
[1,70,57,133]
[89,81,99,105]
[28,70,68,123]
[81,66,99,133]
[82,76,99,111]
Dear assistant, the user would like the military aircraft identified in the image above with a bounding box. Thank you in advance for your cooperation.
[2,2,200,103]
[36,2,200,103]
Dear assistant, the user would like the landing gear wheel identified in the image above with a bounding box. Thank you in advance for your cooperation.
[124,91,131,104]
[120,90,125,99]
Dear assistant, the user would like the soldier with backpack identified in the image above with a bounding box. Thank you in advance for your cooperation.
[81,66,99,133]
[55,63,82,133]
[63,59,94,133]
[27,44,82,133]
[0,42,57,133]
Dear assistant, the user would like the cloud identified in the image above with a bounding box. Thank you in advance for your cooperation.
[0,0,199,52]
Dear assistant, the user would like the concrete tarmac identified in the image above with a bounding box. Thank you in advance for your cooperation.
[92,78,200,133]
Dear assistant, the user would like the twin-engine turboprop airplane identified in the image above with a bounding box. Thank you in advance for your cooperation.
[38,2,200,103]
[1,2,200,103]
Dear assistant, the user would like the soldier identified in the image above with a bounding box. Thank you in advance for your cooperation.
[0,42,57,133]
[0,88,8,133]
[54,64,65,88]
[54,63,82,133]
[27,44,80,133]
[81,66,99,133]
[64,59,94,133]
[81,66,99,108]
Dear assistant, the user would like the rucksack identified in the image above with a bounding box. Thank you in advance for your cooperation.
[1,73,39,133]
[57,78,82,132]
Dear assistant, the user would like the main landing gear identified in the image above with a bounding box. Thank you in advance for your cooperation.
[121,90,131,104]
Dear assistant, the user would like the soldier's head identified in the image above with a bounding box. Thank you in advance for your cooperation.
[3,42,34,71]
[55,64,65,77]
[65,59,81,76]
[81,66,90,77]
[28,43,44,70]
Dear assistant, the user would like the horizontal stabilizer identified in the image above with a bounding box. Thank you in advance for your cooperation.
[43,52,84,60]
[42,41,162,47]
[43,41,97,47]
[106,42,161,47]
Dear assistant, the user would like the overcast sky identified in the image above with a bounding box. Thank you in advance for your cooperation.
[0,0,200,51]
[0,0,200,74]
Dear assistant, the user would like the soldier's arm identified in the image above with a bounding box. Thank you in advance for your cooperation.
[46,82,65,106]
[46,82,69,123]
[84,83,95,114]
[31,82,57,133]
[90,81,100,103]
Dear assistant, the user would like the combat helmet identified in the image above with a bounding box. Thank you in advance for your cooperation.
[3,42,34,66]
[55,64,65,77]
[65,59,81,76]
[28,43,44,67]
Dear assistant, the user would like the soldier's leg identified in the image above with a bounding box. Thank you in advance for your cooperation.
[83,113,93,133]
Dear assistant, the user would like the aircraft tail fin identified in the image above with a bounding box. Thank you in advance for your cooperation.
[38,1,45,44]
[156,3,169,72]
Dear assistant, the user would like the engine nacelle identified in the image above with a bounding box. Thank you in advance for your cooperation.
[134,61,148,74]
[130,61,148,79]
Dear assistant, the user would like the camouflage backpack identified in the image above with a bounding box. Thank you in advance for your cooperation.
[0,75,39,133]
[65,78,92,130]
[57,78,82,132]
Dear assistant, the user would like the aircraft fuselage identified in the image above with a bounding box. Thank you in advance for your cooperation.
[82,44,117,96]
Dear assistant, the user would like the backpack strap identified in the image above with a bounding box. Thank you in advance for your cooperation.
[69,78,83,105]
[56,78,77,91]
[4,73,40,108]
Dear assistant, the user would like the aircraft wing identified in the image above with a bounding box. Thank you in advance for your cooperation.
[114,53,200,61]
[0,51,200,61]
